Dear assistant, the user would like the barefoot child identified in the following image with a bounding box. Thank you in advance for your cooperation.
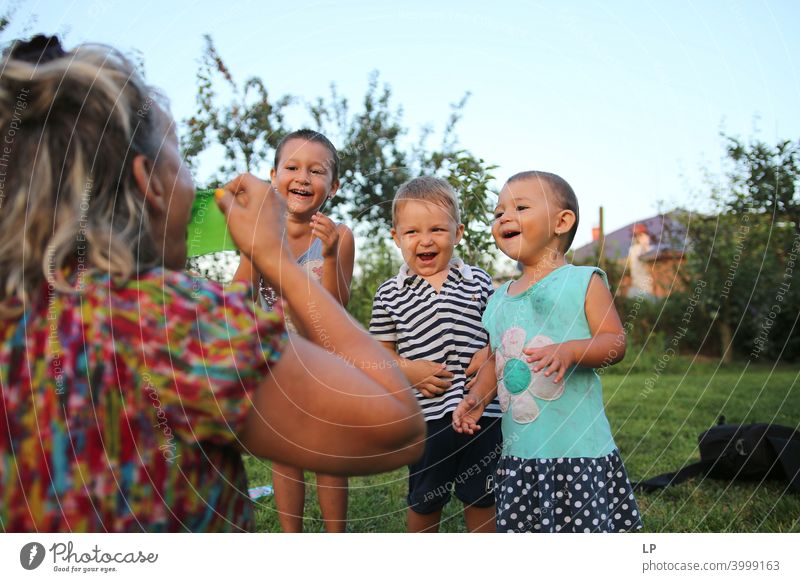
[453,171,642,533]
[370,177,502,533]
[234,130,354,532]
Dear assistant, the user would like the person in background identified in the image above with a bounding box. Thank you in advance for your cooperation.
[627,223,654,299]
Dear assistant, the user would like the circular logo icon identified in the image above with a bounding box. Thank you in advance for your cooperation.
[20,542,46,570]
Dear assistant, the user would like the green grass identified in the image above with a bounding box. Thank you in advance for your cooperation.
[245,363,800,532]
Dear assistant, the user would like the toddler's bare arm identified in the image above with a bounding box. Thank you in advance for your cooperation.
[524,274,626,382]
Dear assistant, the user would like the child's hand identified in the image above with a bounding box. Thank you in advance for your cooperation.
[452,392,486,435]
[524,341,577,384]
[403,359,453,398]
[465,345,490,379]
[310,212,339,258]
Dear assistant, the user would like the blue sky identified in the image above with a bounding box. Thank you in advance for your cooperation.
[5,0,799,248]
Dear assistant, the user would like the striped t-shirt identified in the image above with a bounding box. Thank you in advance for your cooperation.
[369,259,502,421]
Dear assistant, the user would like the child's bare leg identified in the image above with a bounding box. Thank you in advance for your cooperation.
[315,473,348,533]
[273,463,305,532]
[407,507,442,532]
[463,503,496,533]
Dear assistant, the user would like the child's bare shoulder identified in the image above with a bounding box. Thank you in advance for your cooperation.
[335,222,353,236]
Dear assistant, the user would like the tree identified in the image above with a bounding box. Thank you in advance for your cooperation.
[679,135,800,362]
[0,3,38,44]
[183,37,499,282]
[681,210,750,363]
[422,149,497,272]
[181,36,293,281]
[311,83,497,270]
[309,73,411,231]
[348,238,403,327]
[181,35,292,184]
[725,136,800,233]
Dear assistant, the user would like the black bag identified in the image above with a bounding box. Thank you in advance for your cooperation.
[633,417,800,493]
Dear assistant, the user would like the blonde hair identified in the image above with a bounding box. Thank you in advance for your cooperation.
[392,176,460,226]
[0,42,168,318]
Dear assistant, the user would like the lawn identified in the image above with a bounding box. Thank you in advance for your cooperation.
[244,363,800,532]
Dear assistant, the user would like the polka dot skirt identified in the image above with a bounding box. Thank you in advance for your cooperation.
[495,451,643,533]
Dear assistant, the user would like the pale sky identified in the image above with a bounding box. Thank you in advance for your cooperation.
[4,0,799,248]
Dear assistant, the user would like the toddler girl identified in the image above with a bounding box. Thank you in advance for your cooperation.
[454,171,642,533]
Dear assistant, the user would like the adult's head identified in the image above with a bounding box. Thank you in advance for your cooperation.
[0,35,193,317]
[632,223,651,246]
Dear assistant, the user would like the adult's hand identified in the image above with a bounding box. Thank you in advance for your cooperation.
[218,174,427,471]
[216,174,290,281]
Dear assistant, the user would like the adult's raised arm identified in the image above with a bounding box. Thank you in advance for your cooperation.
[216,175,425,473]
[232,253,259,286]
[241,336,422,474]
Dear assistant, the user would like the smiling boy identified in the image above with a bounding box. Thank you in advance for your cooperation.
[369,177,502,533]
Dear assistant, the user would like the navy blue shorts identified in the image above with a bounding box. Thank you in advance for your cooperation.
[407,413,502,514]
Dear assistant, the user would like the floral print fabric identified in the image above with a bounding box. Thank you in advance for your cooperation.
[0,268,286,532]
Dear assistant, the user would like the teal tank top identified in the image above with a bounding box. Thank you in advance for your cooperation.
[482,264,616,459]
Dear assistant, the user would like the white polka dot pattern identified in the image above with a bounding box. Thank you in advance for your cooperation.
[495,451,643,533]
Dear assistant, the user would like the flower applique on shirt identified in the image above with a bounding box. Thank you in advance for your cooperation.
[309,262,324,281]
[495,327,565,424]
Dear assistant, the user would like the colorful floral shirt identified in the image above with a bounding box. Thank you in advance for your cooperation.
[0,268,286,532]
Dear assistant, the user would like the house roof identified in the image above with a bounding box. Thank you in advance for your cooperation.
[572,211,688,263]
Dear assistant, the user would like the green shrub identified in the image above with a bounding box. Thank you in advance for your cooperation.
[348,238,402,327]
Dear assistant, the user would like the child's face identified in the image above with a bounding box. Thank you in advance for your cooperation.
[391,200,464,280]
[270,138,339,216]
[492,179,568,263]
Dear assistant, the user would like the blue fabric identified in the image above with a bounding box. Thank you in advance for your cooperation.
[297,237,324,263]
[482,265,617,459]
[495,451,643,532]
[259,238,324,313]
